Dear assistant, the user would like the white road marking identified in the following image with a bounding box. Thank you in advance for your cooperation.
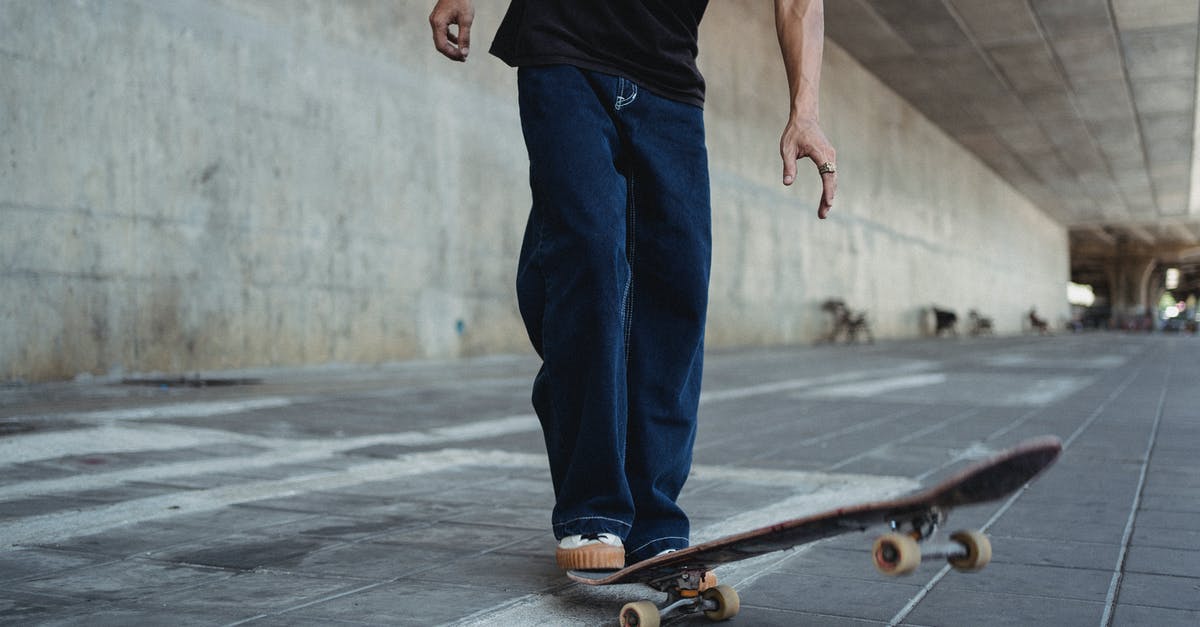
[824,407,981,472]
[983,354,1127,369]
[0,415,541,499]
[0,448,545,546]
[698,363,934,404]
[1,397,297,464]
[797,373,947,399]
[2,366,932,496]
[0,424,236,465]
[1012,377,1089,405]
[0,449,913,551]
[8,397,295,424]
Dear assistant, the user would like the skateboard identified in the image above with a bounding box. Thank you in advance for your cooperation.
[569,435,1062,626]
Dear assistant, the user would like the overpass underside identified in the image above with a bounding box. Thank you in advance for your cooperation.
[826,0,1200,320]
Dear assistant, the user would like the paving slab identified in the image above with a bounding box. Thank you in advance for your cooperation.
[1114,572,1200,611]
[281,542,459,580]
[901,587,1105,626]
[11,558,233,603]
[142,570,363,616]
[743,572,926,622]
[0,547,109,584]
[36,607,249,627]
[676,607,897,626]
[0,589,108,626]
[986,536,1121,570]
[0,334,1197,625]
[280,580,523,626]
[1110,603,1200,626]
[369,521,543,553]
[1124,545,1200,579]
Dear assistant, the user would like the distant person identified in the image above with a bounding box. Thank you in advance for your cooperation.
[1028,308,1048,335]
[429,0,836,570]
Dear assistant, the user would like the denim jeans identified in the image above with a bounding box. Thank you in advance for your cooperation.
[515,65,712,562]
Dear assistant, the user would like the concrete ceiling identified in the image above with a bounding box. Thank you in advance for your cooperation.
[826,0,1200,262]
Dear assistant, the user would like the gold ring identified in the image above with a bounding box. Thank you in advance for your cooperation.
[818,162,837,175]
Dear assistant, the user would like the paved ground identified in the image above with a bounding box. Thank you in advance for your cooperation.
[1,333,1197,626]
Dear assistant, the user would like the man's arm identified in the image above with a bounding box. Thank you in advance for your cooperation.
[430,0,475,62]
[775,0,837,219]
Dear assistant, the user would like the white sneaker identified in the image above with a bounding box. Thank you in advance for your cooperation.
[556,533,625,570]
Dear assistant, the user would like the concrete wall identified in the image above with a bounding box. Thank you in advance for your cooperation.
[1,0,1068,382]
[701,1,1068,345]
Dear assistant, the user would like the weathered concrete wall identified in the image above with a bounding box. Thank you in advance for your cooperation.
[1,0,1068,381]
[1,0,532,380]
[700,1,1068,346]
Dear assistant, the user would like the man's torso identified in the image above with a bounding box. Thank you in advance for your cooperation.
[490,0,710,107]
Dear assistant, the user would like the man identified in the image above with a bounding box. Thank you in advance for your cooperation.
[429,0,836,570]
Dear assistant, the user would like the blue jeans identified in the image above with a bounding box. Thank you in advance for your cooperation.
[515,65,712,563]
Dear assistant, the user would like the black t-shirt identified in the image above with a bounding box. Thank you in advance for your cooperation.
[489,0,710,107]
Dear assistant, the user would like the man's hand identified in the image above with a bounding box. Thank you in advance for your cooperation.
[775,0,835,219]
[429,0,475,62]
[780,116,837,219]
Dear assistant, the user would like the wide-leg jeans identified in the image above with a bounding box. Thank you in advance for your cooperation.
[515,64,712,563]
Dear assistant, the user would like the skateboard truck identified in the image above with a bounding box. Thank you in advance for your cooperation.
[874,507,992,575]
[618,568,739,626]
[890,506,946,540]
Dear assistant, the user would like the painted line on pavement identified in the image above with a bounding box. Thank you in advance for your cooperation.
[0,414,540,498]
[698,363,934,404]
[796,373,947,399]
[2,365,930,495]
[824,407,981,472]
[0,424,239,466]
[0,449,914,551]
[0,448,544,546]
[6,397,295,424]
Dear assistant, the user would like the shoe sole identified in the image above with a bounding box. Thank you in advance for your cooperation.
[556,543,625,570]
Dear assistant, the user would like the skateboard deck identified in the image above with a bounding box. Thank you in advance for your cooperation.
[569,435,1062,625]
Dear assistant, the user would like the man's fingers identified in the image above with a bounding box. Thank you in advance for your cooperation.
[778,120,838,218]
[429,13,451,56]
[458,19,472,57]
[429,5,470,61]
[818,173,836,219]
[781,145,798,186]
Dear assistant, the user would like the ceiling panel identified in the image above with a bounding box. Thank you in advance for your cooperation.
[826,0,1200,250]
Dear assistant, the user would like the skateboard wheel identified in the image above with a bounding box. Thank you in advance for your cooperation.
[619,600,660,627]
[948,530,991,572]
[702,584,740,621]
[873,533,921,575]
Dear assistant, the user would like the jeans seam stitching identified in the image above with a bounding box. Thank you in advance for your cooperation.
[622,173,636,365]
[534,198,560,436]
[628,536,690,555]
[554,516,633,530]
[615,79,638,110]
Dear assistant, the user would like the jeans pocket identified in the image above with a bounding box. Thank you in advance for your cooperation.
[615,77,638,110]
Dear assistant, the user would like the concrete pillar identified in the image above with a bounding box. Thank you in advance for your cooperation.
[1107,256,1156,325]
